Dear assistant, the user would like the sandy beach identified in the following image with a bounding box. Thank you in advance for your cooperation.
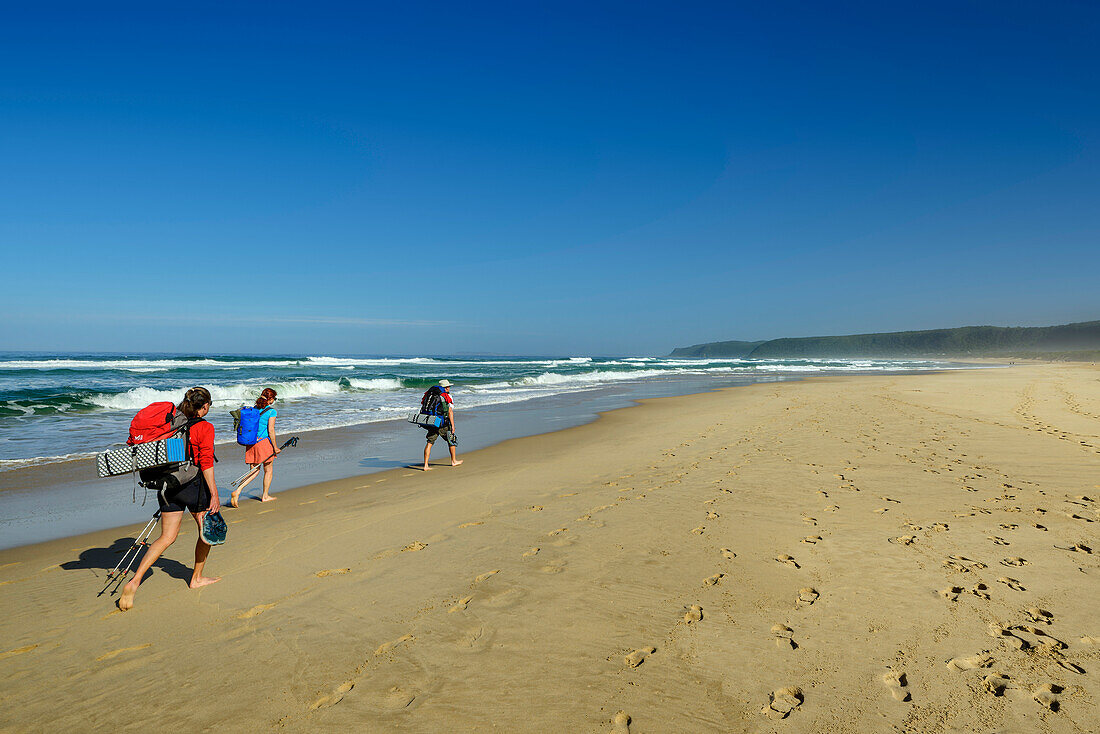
[1,363,1097,732]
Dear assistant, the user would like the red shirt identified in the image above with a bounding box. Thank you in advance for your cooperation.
[188,420,216,471]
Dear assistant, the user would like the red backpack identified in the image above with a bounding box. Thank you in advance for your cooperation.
[127,402,179,445]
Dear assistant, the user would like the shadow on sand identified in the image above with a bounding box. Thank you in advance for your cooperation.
[62,534,194,595]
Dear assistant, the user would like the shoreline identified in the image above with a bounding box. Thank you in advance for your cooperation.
[2,363,1096,732]
[0,372,792,553]
[0,370,835,550]
[0,364,991,551]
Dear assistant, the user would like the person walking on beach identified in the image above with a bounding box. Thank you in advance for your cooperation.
[422,379,462,471]
[119,387,221,611]
[230,387,280,506]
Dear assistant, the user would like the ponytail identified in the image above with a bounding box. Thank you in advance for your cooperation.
[255,387,277,410]
[178,387,212,419]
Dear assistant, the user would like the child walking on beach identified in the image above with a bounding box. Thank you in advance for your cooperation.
[119,387,221,611]
[231,387,280,506]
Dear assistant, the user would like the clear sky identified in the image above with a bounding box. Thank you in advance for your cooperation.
[2,1,1097,356]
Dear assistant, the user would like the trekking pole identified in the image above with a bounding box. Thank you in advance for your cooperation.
[99,510,160,596]
[230,436,299,487]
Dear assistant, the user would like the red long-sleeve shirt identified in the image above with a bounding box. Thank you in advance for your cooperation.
[188,420,216,471]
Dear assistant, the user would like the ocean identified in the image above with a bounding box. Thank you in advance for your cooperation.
[0,352,963,471]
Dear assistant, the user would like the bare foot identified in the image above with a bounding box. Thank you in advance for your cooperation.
[422,465,433,471]
[229,491,240,509]
[452,459,464,467]
[189,576,221,589]
[260,495,277,502]
[118,582,137,611]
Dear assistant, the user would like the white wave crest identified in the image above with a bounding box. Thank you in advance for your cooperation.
[345,378,405,391]
[87,380,348,411]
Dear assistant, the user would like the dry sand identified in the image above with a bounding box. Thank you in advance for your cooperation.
[0,363,1097,732]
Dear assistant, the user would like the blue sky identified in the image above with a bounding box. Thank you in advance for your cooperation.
[2,1,1097,355]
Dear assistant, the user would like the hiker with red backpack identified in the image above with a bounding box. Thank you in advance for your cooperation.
[420,379,462,471]
[119,387,222,611]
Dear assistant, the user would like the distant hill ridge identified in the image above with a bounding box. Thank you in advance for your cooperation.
[669,320,1100,359]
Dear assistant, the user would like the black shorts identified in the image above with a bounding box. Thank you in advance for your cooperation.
[158,474,211,514]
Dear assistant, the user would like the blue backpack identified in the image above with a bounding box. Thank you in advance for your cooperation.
[235,406,272,446]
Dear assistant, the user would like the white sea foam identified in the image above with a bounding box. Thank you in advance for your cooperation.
[345,378,405,391]
[0,451,99,469]
[86,380,353,411]
[0,358,308,370]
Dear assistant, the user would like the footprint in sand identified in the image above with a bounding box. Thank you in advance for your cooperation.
[522,547,540,558]
[891,535,917,546]
[947,653,993,671]
[801,536,822,545]
[939,586,965,601]
[1080,635,1099,645]
[401,541,428,552]
[930,522,949,531]
[610,710,632,734]
[529,505,543,512]
[315,568,350,577]
[988,624,1028,650]
[624,646,656,668]
[702,573,724,586]
[448,596,473,613]
[1032,523,1047,531]
[1012,625,1067,651]
[374,634,414,656]
[802,516,818,526]
[559,492,578,498]
[983,672,1011,695]
[761,687,803,719]
[459,521,484,528]
[1026,607,1053,624]
[691,526,706,535]
[1000,557,1029,567]
[237,603,277,619]
[797,588,819,606]
[1033,683,1062,711]
[720,548,737,560]
[706,511,720,520]
[1054,542,1093,554]
[473,570,500,583]
[541,560,566,574]
[682,605,703,623]
[997,577,1025,591]
[547,528,568,537]
[988,536,1011,546]
[882,669,911,701]
[311,680,355,710]
[971,583,990,600]
[776,554,800,568]
[943,556,987,572]
[1000,523,1019,530]
[772,624,796,649]
[379,684,419,711]
[824,505,840,512]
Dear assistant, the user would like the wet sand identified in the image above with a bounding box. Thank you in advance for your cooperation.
[0,363,1097,732]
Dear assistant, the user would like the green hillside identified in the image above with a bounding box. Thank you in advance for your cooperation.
[669,320,1100,359]
[669,340,765,358]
